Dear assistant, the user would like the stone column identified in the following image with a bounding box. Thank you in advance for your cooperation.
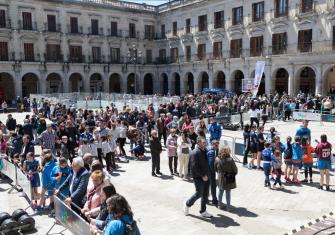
[83,73,90,93]
[287,65,295,96]
[137,72,144,95]
[40,73,47,94]
[168,73,175,95]
[264,64,272,94]
[121,73,127,93]
[208,70,214,89]
[62,73,69,93]
[315,63,322,95]
[15,72,22,98]
[103,73,109,93]
[179,73,185,95]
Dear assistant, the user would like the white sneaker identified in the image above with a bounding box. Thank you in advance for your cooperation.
[183,201,189,215]
[200,211,213,218]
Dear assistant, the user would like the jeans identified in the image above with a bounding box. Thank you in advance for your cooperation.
[209,172,218,204]
[218,189,231,208]
[243,146,251,165]
[168,156,178,174]
[186,178,209,213]
[263,163,271,186]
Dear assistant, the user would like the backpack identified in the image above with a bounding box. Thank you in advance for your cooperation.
[120,218,137,235]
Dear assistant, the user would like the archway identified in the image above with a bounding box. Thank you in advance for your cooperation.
[186,72,194,94]
[90,73,104,93]
[160,73,168,95]
[69,73,83,92]
[199,72,209,91]
[109,73,121,93]
[215,71,225,89]
[274,68,289,94]
[325,66,335,95]
[22,73,39,97]
[143,73,154,95]
[0,73,15,103]
[250,70,265,96]
[46,73,63,93]
[173,73,181,95]
[298,67,315,94]
[127,73,136,94]
[232,70,244,94]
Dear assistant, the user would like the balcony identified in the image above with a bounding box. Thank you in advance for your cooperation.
[45,53,63,62]
[0,19,11,30]
[296,1,317,19]
[0,51,15,62]
[298,42,313,53]
[68,56,85,63]
[107,29,123,37]
[88,27,104,36]
[67,25,83,34]
[154,33,167,40]
[268,44,288,55]
[18,20,38,31]
[20,52,41,62]
[44,23,61,33]
[125,30,140,39]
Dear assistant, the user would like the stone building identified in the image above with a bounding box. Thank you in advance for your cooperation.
[0,0,335,102]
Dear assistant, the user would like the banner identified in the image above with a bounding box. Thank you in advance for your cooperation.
[54,196,91,235]
[252,61,266,97]
[322,114,335,123]
[16,168,33,201]
[0,159,17,182]
[293,112,321,121]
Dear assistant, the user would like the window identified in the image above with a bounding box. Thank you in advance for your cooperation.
[159,49,166,62]
[213,41,222,59]
[22,12,32,30]
[186,19,191,34]
[300,0,313,13]
[0,10,6,28]
[69,45,82,62]
[144,25,155,40]
[197,44,206,60]
[214,11,224,29]
[272,32,287,55]
[92,47,101,62]
[275,0,288,17]
[161,24,166,38]
[250,36,263,56]
[129,23,136,38]
[146,49,152,63]
[24,43,34,61]
[252,2,264,22]
[198,15,207,32]
[232,7,243,25]
[172,22,177,36]
[91,19,99,35]
[70,17,78,33]
[110,21,118,36]
[46,44,61,61]
[298,29,312,52]
[170,47,178,63]
[47,15,56,32]
[111,48,120,63]
[230,39,242,58]
[186,46,191,62]
[0,42,8,61]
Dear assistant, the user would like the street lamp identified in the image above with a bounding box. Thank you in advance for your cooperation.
[127,44,142,94]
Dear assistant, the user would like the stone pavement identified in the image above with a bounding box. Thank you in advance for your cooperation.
[1,112,335,235]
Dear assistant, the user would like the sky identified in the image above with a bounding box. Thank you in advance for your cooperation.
[128,0,169,6]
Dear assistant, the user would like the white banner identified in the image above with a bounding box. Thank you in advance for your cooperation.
[16,168,33,201]
[293,112,321,121]
[0,159,16,182]
[252,61,266,97]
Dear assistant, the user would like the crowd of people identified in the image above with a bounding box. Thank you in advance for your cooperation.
[0,90,333,231]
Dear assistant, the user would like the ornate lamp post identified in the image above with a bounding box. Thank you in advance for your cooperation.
[127,44,142,94]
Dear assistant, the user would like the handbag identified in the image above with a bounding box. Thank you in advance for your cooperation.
[181,147,189,154]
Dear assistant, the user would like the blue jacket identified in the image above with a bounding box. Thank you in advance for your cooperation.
[42,160,58,188]
[80,131,93,142]
[206,146,217,174]
[295,127,311,141]
[59,167,89,208]
[209,122,221,140]
[292,143,303,161]
[51,165,72,198]
[262,148,276,164]
[104,214,141,235]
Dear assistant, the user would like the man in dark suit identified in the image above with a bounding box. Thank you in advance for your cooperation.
[6,114,16,131]
[56,157,89,214]
[21,135,34,157]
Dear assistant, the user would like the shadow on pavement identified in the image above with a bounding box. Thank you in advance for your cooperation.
[159,175,174,180]
[188,214,240,228]
[229,207,258,217]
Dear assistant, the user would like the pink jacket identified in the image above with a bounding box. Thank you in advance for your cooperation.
[83,183,103,218]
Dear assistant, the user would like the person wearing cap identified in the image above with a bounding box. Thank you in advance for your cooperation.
[206,140,219,206]
[209,117,221,142]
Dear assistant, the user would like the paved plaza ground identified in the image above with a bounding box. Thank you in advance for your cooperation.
[1,112,335,235]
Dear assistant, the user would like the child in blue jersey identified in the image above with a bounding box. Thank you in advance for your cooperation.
[249,125,258,169]
[51,157,72,200]
[23,152,40,209]
[291,136,303,185]
[262,142,276,188]
[284,136,293,182]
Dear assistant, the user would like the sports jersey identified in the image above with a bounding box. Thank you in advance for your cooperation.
[315,142,332,161]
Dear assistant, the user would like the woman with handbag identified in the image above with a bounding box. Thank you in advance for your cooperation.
[214,146,238,212]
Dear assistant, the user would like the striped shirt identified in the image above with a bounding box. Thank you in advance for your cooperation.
[39,130,57,150]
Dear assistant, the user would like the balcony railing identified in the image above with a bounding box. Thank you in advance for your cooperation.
[124,30,140,39]
[45,53,63,62]
[0,19,11,29]
[18,20,38,31]
[272,6,289,18]
[67,25,83,34]
[298,42,313,53]
[44,23,61,32]
[297,1,316,15]
[107,29,123,37]
[20,52,41,62]
[88,27,104,36]
[68,56,85,63]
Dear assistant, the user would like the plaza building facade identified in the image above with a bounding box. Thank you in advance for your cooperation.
[0,0,335,102]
